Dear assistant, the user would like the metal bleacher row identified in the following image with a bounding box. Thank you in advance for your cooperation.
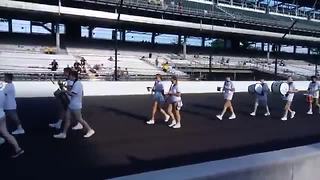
[0,43,189,81]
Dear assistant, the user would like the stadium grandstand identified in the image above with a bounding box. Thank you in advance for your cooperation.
[0,0,319,81]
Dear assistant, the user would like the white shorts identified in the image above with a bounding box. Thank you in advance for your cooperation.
[285,93,294,102]
[224,93,234,101]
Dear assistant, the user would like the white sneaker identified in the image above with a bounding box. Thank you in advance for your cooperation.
[53,133,66,139]
[49,121,62,129]
[0,137,5,146]
[250,112,256,116]
[216,114,223,120]
[169,120,176,127]
[12,128,25,135]
[229,114,236,120]
[164,115,170,122]
[172,123,181,129]
[281,117,287,121]
[84,129,95,138]
[146,119,155,125]
[72,123,83,130]
[291,111,296,119]
[307,110,313,115]
[264,112,271,116]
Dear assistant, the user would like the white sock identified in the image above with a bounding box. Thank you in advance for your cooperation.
[221,109,226,116]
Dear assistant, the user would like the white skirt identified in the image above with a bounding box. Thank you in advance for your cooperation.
[224,93,234,100]
[284,93,294,102]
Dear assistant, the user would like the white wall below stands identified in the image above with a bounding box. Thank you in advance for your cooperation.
[112,142,320,180]
[5,81,310,98]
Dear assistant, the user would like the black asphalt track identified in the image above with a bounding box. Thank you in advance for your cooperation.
[1,92,320,180]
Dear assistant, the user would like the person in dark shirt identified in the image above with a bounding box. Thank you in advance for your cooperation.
[80,57,86,66]
[73,61,81,72]
[80,57,87,73]
[50,59,58,71]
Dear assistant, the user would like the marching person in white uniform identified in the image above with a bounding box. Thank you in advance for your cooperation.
[0,86,24,158]
[307,76,320,115]
[250,79,271,117]
[281,76,297,121]
[166,76,183,129]
[49,67,83,130]
[216,77,236,120]
[3,73,25,135]
[146,74,170,125]
[54,70,95,139]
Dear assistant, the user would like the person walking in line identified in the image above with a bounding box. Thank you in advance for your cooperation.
[3,73,25,135]
[250,79,271,117]
[0,87,24,158]
[216,77,236,120]
[146,74,170,125]
[281,76,298,121]
[166,76,183,129]
[306,76,320,115]
[54,70,95,139]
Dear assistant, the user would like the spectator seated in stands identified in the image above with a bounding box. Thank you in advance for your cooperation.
[124,68,129,80]
[73,61,81,73]
[108,56,114,61]
[49,59,58,71]
[80,57,86,66]
[80,57,87,73]
[140,56,146,60]
[220,57,225,65]
[155,57,159,67]
[162,61,169,72]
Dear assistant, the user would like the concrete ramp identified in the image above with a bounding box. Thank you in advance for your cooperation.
[112,143,320,180]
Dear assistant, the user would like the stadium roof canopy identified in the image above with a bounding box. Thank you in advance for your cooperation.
[276,0,320,9]
[230,0,319,10]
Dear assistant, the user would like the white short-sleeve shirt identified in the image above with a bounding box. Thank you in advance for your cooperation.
[168,84,181,102]
[3,83,17,110]
[308,82,320,98]
[223,81,235,96]
[68,81,83,110]
[0,89,5,119]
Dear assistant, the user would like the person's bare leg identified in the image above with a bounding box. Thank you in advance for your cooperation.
[10,111,22,128]
[220,101,228,116]
[0,118,22,153]
[73,110,95,138]
[9,111,25,134]
[265,105,270,114]
[150,101,157,120]
[62,110,71,134]
[158,104,169,121]
[167,104,176,127]
[251,100,259,116]
[54,109,71,138]
[308,100,313,113]
[282,103,289,119]
[75,111,92,132]
[229,102,235,115]
[172,104,181,128]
